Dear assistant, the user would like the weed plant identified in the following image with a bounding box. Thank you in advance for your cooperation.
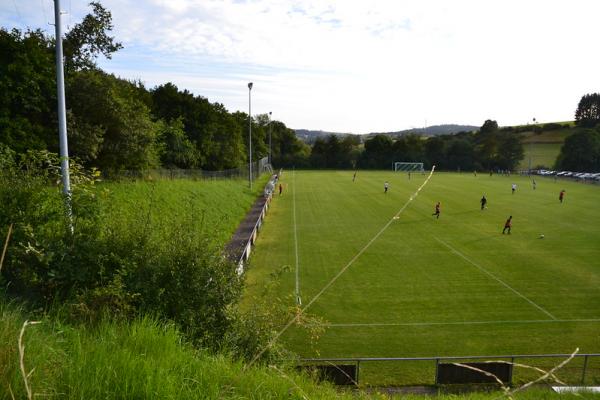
[2,300,597,399]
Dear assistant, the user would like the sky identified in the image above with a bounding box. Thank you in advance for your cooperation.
[2,0,599,134]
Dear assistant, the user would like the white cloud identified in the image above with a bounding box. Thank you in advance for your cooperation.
[2,0,599,132]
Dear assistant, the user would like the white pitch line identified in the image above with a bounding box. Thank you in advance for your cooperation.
[293,168,300,304]
[316,318,600,328]
[434,237,558,321]
[245,166,437,369]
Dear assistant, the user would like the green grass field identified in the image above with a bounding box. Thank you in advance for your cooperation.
[245,170,600,385]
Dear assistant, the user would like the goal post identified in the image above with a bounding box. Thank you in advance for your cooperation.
[394,162,424,172]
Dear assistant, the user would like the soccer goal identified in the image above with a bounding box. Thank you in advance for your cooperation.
[394,162,424,172]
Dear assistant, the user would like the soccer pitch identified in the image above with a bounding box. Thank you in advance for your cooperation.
[244,171,600,385]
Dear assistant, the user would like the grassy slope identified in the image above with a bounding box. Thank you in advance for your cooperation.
[245,171,600,385]
[1,301,597,399]
[98,176,269,247]
[519,128,573,169]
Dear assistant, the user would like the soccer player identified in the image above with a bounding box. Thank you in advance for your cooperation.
[511,183,517,194]
[502,216,512,234]
[559,189,565,203]
[432,201,441,219]
[480,195,487,210]
[384,181,389,194]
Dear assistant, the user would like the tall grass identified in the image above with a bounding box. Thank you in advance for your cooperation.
[2,300,596,399]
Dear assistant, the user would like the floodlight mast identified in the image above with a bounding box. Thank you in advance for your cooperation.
[529,117,536,174]
[54,0,73,228]
[248,82,253,189]
[268,111,272,165]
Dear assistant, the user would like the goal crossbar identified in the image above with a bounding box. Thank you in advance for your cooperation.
[394,162,424,172]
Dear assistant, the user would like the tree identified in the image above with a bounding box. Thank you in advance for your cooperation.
[157,118,199,168]
[424,136,446,169]
[63,1,122,71]
[270,121,309,168]
[446,139,475,170]
[476,119,500,170]
[575,93,600,128]
[310,137,328,168]
[392,134,424,163]
[555,128,600,172]
[0,28,56,154]
[68,70,160,171]
[361,134,393,169]
[496,132,524,170]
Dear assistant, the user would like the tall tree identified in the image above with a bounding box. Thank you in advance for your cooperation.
[555,128,600,172]
[68,70,160,171]
[63,1,122,71]
[476,119,500,170]
[361,134,393,169]
[496,132,524,170]
[0,28,56,153]
[575,93,600,128]
[424,136,446,169]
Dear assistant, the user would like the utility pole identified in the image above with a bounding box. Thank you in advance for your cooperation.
[248,82,253,189]
[529,117,536,174]
[54,0,73,227]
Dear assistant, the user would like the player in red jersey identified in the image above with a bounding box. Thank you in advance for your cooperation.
[502,216,512,234]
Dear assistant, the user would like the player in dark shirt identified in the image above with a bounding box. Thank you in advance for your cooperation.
[432,202,441,219]
[502,216,512,234]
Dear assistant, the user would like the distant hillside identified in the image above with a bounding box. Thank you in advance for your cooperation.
[294,124,478,144]
[294,129,351,144]
[366,124,478,138]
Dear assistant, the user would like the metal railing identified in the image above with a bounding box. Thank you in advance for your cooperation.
[300,353,600,386]
[235,169,282,274]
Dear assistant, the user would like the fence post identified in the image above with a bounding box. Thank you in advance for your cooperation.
[356,360,360,385]
[582,355,589,385]
[509,357,515,386]
[435,358,440,385]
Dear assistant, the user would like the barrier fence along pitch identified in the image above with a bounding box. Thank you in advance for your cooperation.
[299,353,600,386]
[103,157,270,181]
[236,169,282,273]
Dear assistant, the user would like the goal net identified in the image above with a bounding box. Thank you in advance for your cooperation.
[394,162,424,172]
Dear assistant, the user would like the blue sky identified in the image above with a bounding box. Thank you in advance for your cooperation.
[2,0,599,133]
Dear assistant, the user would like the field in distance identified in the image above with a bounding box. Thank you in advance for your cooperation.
[245,170,600,385]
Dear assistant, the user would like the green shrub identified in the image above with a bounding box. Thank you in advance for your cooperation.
[0,147,245,350]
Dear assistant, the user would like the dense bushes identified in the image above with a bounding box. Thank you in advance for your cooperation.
[0,148,243,350]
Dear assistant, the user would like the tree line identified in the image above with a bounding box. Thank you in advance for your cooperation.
[1,2,599,174]
[0,3,309,173]
[310,120,525,172]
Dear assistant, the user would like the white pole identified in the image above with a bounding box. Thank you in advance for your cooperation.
[529,117,535,174]
[54,0,72,222]
[248,82,253,189]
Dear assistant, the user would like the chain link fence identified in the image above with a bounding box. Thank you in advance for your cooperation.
[103,157,271,181]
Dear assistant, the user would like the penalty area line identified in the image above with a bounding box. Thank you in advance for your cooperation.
[434,236,558,321]
[244,166,437,370]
